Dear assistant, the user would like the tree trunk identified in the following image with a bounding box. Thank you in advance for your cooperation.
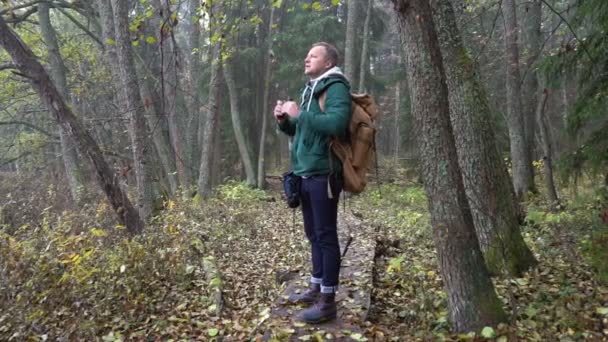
[97,0,175,196]
[39,2,86,204]
[358,0,373,93]
[503,0,535,200]
[156,0,192,191]
[393,0,507,332]
[257,2,276,188]
[0,16,144,234]
[536,83,560,209]
[522,0,542,193]
[223,59,256,186]
[431,0,536,276]
[198,4,222,198]
[344,0,360,83]
[111,0,155,219]
[139,78,179,194]
[393,81,400,164]
[184,0,203,186]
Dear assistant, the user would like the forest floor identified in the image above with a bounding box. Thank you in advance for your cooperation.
[0,174,607,341]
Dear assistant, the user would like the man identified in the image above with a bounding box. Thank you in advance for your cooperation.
[273,42,351,323]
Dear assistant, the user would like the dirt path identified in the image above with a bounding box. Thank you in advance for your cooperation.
[263,210,378,340]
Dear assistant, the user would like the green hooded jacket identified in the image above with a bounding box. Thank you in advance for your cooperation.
[278,67,352,177]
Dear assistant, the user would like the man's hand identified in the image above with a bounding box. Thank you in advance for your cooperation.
[273,100,286,121]
[282,101,299,118]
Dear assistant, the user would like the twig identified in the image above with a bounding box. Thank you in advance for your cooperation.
[539,0,594,63]
[54,6,103,48]
[0,120,57,138]
[0,63,16,71]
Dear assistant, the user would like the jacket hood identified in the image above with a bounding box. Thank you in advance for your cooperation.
[301,66,349,111]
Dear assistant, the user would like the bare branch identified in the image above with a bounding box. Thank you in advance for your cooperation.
[0,0,43,15]
[540,0,594,63]
[0,120,58,138]
[0,151,32,167]
[3,6,38,24]
[0,63,17,71]
[54,6,104,47]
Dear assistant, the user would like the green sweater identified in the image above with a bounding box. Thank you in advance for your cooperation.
[278,71,352,177]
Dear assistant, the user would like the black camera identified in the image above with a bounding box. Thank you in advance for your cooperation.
[282,171,301,208]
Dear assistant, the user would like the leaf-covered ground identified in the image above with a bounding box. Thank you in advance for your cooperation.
[1,178,607,341]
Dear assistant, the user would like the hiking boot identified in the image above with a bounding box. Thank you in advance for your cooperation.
[288,283,320,305]
[297,292,337,323]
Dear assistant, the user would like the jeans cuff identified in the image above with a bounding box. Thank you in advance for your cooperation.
[310,276,323,284]
[321,285,338,293]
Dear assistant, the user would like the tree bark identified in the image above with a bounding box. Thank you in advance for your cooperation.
[536,83,559,209]
[521,0,542,192]
[344,0,360,83]
[39,2,86,204]
[393,81,400,164]
[184,0,203,186]
[198,3,222,198]
[393,0,507,332]
[503,0,535,200]
[257,2,275,189]
[156,0,192,191]
[224,59,256,186]
[358,0,373,93]
[431,0,536,276]
[0,15,144,234]
[111,0,155,219]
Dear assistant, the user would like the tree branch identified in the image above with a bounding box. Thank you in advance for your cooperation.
[54,6,104,47]
[539,0,594,63]
[0,151,31,167]
[0,63,17,71]
[0,120,57,138]
[0,0,43,15]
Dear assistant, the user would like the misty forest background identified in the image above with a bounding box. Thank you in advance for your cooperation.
[0,0,607,340]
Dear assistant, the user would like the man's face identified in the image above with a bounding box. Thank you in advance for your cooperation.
[304,46,332,79]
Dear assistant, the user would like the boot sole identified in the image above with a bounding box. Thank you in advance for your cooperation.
[298,312,337,324]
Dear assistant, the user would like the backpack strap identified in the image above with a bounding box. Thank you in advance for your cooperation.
[319,91,327,112]
[319,90,336,199]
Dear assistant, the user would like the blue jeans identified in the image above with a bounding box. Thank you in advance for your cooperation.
[300,175,342,291]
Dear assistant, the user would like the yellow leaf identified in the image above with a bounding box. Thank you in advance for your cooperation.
[90,228,107,237]
[167,200,175,209]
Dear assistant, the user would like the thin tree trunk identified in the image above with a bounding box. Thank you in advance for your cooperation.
[223,59,256,186]
[393,81,400,164]
[39,2,85,204]
[344,0,360,83]
[393,0,507,332]
[257,2,276,188]
[431,0,536,276]
[536,83,559,209]
[522,0,542,193]
[184,0,203,186]
[198,4,222,198]
[156,0,192,191]
[139,78,179,194]
[111,0,155,219]
[358,0,372,93]
[98,0,175,196]
[0,16,144,233]
[503,0,535,200]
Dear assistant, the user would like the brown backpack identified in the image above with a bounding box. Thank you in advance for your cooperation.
[319,92,379,193]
